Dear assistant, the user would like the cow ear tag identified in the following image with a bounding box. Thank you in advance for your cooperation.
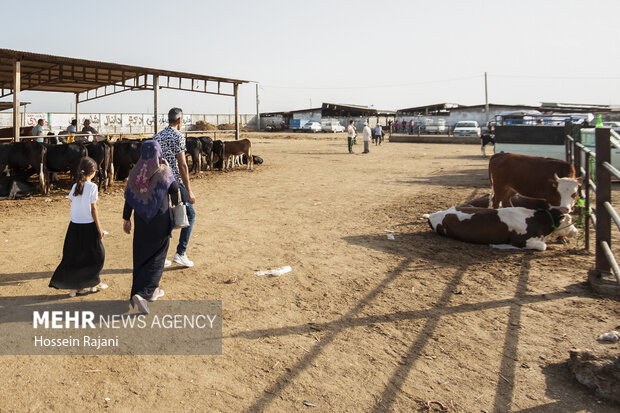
[577,198,585,207]
[551,182,557,188]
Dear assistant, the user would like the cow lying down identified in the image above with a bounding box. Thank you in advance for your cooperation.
[425,206,577,251]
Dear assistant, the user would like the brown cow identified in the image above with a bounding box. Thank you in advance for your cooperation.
[489,153,582,213]
[425,206,578,250]
[222,139,252,170]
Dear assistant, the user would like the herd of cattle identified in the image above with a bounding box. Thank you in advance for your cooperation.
[426,152,582,251]
[0,136,259,196]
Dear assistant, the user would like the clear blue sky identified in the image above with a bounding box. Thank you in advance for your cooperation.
[2,0,618,114]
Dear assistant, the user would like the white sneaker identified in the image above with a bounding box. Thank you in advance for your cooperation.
[173,253,194,268]
[131,294,150,314]
[164,259,172,268]
[149,288,165,302]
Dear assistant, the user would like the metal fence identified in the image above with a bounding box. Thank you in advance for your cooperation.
[565,124,620,295]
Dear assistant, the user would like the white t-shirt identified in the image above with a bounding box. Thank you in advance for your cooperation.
[347,125,356,138]
[68,181,98,224]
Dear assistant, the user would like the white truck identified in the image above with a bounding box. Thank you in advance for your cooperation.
[321,119,345,133]
[424,118,446,134]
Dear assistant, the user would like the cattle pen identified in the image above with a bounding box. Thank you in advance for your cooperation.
[565,124,620,296]
[0,48,250,141]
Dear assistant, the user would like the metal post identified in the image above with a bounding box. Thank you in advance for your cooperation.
[75,93,79,134]
[584,151,591,250]
[595,127,612,273]
[484,72,489,124]
[573,123,581,174]
[564,121,572,163]
[13,59,20,142]
[256,83,260,131]
[153,75,159,134]
[234,83,240,140]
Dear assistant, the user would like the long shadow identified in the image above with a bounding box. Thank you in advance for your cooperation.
[243,256,414,412]
[227,284,590,341]
[492,254,531,413]
[396,168,490,188]
[0,268,132,287]
[371,264,467,412]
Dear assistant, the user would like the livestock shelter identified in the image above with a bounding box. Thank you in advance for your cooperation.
[260,102,395,129]
[0,48,249,141]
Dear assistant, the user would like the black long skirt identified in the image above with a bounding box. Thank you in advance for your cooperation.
[130,209,171,300]
[49,222,105,290]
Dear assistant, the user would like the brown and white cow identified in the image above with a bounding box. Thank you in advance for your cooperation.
[222,139,253,170]
[425,206,577,250]
[489,153,582,213]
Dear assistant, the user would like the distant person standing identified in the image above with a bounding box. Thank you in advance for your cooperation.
[362,122,372,153]
[32,119,45,142]
[153,107,196,268]
[67,119,77,134]
[401,119,406,133]
[374,124,383,145]
[409,120,415,135]
[346,120,357,154]
[82,119,99,141]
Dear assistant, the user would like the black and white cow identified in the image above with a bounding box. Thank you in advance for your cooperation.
[425,206,577,250]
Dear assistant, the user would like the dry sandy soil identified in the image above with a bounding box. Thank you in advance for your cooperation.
[0,133,618,412]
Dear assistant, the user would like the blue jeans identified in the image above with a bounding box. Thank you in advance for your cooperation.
[177,183,195,255]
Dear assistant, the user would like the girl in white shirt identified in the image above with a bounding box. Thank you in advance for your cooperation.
[49,157,107,296]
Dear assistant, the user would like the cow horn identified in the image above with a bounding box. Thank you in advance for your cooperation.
[553,173,560,181]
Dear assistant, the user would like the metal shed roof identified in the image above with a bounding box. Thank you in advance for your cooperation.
[0,48,249,102]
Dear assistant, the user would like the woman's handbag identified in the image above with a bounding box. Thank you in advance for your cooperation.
[172,202,189,229]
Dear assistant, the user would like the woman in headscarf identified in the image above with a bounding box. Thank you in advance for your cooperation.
[123,140,178,313]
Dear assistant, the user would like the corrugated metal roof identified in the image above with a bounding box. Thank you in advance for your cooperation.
[0,48,249,96]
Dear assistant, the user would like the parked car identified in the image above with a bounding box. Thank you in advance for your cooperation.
[302,121,322,133]
[453,121,481,137]
[321,120,345,133]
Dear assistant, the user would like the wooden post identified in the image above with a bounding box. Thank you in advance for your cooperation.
[234,83,240,140]
[564,121,572,163]
[573,123,582,175]
[595,127,612,273]
[13,59,20,142]
[153,75,159,134]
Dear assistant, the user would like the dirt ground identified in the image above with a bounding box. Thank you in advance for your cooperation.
[0,134,619,412]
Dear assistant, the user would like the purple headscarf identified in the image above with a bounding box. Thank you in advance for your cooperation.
[124,140,175,223]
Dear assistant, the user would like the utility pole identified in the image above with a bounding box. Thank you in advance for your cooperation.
[484,72,489,124]
[256,83,260,131]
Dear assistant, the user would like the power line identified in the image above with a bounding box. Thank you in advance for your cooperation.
[491,73,620,80]
[260,75,482,90]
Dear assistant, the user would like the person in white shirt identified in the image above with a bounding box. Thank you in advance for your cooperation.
[362,122,372,153]
[346,120,357,154]
[49,157,107,297]
[373,124,383,145]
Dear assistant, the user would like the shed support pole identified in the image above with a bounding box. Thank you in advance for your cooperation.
[13,59,20,142]
[234,83,240,140]
[75,93,79,136]
[154,75,159,134]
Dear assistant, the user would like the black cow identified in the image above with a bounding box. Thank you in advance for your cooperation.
[199,136,214,170]
[46,143,88,188]
[86,141,114,191]
[0,142,48,194]
[211,140,224,170]
[481,133,495,157]
[185,137,202,174]
[113,140,142,180]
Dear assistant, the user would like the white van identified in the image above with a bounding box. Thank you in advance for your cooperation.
[321,119,345,133]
